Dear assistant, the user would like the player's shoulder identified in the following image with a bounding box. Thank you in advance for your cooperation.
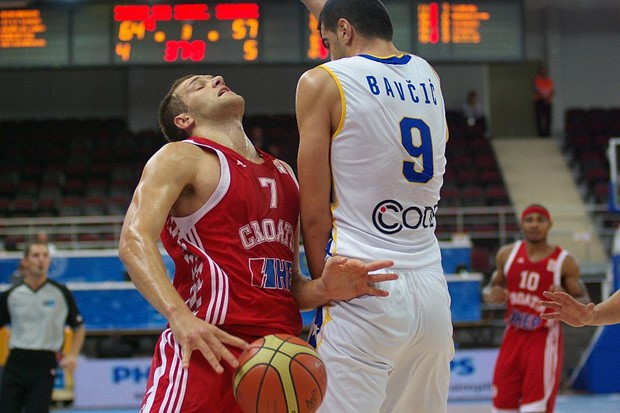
[299,64,334,88]
[158,140,207,156]
[148,140,218,169]
[560,249,580,268]
[497,242,519,258]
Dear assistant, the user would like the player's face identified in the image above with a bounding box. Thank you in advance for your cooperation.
[521,213,551,243]
[178,75,245,117]
[24,244,50,278]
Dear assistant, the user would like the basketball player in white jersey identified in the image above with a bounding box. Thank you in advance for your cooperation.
[296,1,454,412]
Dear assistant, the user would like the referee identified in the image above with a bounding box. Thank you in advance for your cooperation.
[0,240,85,413]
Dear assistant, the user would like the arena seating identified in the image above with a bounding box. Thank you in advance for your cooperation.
[563,106,620,251]
[0,115,518,274]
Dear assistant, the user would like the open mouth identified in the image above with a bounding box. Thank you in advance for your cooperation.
[218,87,230,97]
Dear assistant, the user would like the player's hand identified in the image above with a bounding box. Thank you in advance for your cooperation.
[320,256,398,301]
[169,312,249,373]
[540,290,595,327]
[483,285,508,304]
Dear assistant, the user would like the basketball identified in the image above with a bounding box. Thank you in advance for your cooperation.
[233,334,327,413]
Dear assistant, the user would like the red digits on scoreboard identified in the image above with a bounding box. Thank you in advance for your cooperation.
[164,40,206,62]
[215,3,259,20]
[174,4,210,20]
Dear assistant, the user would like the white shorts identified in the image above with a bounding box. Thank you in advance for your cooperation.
[309,265,454,413]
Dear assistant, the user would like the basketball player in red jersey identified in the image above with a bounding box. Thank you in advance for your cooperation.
[483,204,589,412]
[118,74,397,413]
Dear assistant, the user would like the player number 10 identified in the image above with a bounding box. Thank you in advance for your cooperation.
[518,270,540,292]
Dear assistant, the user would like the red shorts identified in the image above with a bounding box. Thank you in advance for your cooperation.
[492,323,563,413]
[139,329,256,413]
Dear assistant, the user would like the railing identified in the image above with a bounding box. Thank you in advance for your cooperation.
[1,204,619,263]
[0,215,125,251]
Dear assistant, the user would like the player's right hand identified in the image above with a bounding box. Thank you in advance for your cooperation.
[484,285,508,304]
[169,313,249,373]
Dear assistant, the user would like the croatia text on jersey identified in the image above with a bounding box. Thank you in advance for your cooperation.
[372,200,437,235]
[239,218,295,252]
[366,75,439,105]
[509,290,544,312]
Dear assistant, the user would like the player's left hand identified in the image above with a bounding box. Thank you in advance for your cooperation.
[320,256,398,301]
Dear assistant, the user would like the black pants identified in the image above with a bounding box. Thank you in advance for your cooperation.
[0,349,57,413]
[535,100,552,137]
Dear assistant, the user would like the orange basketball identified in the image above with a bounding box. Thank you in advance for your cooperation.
[233,334,328,413]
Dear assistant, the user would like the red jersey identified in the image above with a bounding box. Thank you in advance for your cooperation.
[503,240,567,330]
[160,137,302,338]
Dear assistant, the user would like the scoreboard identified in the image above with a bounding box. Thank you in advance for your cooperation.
[0,0,523,68]
[112,3,263,63]
[415,1,523,61]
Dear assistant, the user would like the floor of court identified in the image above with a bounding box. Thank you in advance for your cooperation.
[54,393,620,413]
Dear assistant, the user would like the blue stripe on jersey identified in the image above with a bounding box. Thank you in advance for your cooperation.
[307,306,323,349]
[359,54,412,65]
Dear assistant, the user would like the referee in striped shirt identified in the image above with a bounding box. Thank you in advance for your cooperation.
[0,240,85,413]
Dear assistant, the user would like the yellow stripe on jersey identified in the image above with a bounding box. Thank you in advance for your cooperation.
[318,64,346,141]
[318,64,344,255]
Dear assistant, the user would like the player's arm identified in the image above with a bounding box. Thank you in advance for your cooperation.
[541,289,620,327]
[290,226,397,311]
[119,143,247,372]
[482,245,511,304]
[300,0,326,19]
[558,255,590,304]
[296,67,338,279]
[588,289,620,325]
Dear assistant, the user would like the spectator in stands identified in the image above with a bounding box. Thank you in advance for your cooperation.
[2,237,18,252]
[0,240,85,413]
[533,64,554,137]
[118,73,397,412]
[461,89,489,138]
[482,204,589,413]
[34,230,57,255]
[541,289,620,326]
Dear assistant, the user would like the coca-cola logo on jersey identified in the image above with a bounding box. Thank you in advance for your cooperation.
[371,200,436,235]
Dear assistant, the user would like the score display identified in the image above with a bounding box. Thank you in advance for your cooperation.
[415,1,523,62]
[113,3,260,64]
[0,0,523,68]
[0,8,69,67]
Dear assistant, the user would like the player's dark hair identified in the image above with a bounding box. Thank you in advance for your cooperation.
[158,75,194,142]
[318,0,393,41]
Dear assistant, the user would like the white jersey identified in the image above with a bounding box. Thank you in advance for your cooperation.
[321,53,448,268]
